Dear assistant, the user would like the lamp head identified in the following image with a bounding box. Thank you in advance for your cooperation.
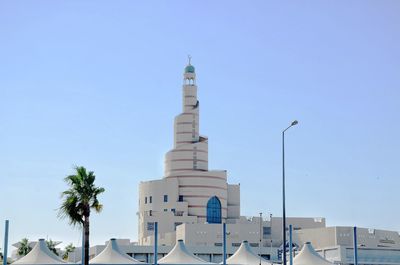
[291,120,298,126]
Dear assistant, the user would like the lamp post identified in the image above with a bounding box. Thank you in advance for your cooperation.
[270,214,273,262]
[282,120,298,265]
[259,213,262,265]
[223,223,227,265]
[3,220,9,265]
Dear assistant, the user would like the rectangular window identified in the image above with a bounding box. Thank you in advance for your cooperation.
[145,197,147,204]
[149,196,152,203]
[214,243,222,247]
[171,208,176,213]
[250,243,259,247]
[263,227,271,235]
[164,195,168,202]
[178,195,184,202]
[149,210,152,216]
[147,222,154,231]
[164,209,168,212]
[232,243,241,247]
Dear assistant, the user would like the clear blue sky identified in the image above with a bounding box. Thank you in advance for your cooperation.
[1,1,399,250]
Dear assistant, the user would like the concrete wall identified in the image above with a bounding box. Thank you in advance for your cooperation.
[295,227,337,249]
[294,226,400,250]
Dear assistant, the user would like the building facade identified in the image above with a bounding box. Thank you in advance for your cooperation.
[294,226,400,264]
[137,60,325,248]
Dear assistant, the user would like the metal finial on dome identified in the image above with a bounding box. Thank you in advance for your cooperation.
[184,55,195,73]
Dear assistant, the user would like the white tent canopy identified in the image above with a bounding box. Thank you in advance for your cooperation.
[13,239,66,264]
[293,242,333,265]
[225,241,271,265]
[89,238,142,264]
[158,240,212,264]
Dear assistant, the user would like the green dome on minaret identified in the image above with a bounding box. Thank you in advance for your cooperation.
[184,55,195,73]
[185,64,195,73]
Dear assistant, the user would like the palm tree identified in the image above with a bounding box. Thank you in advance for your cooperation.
[46,239,58,256]
[62,243,75,261]
[17,238,32,257]
[58,166,105,265]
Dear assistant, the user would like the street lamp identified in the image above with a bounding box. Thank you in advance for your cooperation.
[259,212,262,265]
[270,213,273,261]
[282,120,298,265]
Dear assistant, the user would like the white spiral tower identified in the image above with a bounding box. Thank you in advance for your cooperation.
[164,58,228,222]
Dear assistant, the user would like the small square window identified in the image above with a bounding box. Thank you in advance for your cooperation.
[263,227,271,235]
[178,195,184,202]
[147,222,154,231]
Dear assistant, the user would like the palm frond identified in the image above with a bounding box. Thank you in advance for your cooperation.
[59,166,105,226]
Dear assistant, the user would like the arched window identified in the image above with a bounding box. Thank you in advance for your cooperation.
[207,196,222,224]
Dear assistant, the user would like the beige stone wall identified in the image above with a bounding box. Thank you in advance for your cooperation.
[294,226,400,250]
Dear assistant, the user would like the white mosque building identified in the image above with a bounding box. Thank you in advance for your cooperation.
[137,59,324,248]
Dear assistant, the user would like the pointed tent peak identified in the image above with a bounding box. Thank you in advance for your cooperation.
[158,240,212,264]
[13,238,66,264]
[89,238,142,264]
[109,239,120,249]
[226,241,271,265]
[293,242,333,265]
[236,241,253,253]
[12,240,61,249]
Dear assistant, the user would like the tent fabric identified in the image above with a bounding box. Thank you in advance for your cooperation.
[158,240,212,264]
[293,242,333,265]
[225,241,271,265]
[89,239,142,264]
[13,239,66,264]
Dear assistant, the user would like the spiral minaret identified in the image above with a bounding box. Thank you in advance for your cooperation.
[138,59,240,245]
[164,59,228,222]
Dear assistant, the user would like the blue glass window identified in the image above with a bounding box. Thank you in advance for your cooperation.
[207,196,222,223]
[147,222,154,231]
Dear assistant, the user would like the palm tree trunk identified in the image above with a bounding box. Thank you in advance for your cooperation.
[84,216,90,265]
